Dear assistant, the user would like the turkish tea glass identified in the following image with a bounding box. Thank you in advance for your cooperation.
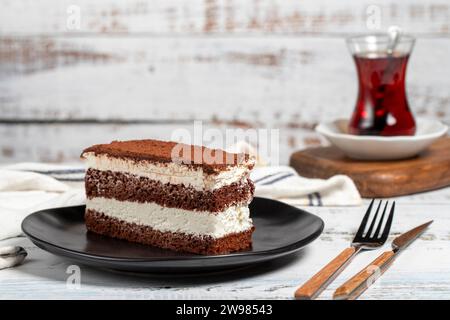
[347,34,416,136]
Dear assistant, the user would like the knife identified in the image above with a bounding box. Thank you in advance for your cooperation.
[333,220,433,300]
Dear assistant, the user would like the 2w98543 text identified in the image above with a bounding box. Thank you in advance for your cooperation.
[176,304,273,318]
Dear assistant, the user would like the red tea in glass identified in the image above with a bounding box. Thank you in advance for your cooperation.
[347,35,416,136]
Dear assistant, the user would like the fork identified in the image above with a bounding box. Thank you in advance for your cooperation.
[294,199,395,300]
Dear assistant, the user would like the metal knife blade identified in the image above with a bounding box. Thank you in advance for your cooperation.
[333,220,434,300]
[392,220,433,252]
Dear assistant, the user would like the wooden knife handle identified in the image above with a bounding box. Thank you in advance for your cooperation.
[294,247,358,300]
[333,250,395,300]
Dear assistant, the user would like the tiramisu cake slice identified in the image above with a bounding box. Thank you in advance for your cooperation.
[81,139,255,255]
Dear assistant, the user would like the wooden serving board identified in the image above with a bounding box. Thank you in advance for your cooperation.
[289,137,450,198]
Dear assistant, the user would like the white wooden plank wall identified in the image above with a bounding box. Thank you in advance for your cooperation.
[0,0,449,164]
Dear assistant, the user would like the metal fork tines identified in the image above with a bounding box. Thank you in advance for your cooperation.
[352,199,395,249]
[294,199,395,300]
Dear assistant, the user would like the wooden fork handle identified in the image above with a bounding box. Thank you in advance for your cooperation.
[333,250,395,300]
[294,247,358,300]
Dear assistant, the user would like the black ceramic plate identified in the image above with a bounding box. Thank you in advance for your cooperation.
[22,197,324,272]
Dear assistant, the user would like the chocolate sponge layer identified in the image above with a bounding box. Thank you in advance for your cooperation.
[85,169,254,213]
[85,209,254,255]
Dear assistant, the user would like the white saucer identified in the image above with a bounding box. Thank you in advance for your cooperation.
[315,118,448,160]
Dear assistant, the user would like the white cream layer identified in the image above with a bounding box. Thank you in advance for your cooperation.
[83,152,253,191]
[86,197,253,238]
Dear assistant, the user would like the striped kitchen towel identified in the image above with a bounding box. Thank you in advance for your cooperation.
[227,141,361,206]
[251,166,361,207]
[1,162,85,183]
[0,163,85,241]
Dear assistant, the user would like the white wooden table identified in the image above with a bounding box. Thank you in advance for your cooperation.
[1,189,449,300]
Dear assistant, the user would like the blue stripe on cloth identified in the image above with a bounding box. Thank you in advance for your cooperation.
[12,169,85,182]
[253,171,291,184]
[308,194,313,206]
[23,169,85,175]
[259,173,295,186]
[53,177,85,182]
[314,192,323,206]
